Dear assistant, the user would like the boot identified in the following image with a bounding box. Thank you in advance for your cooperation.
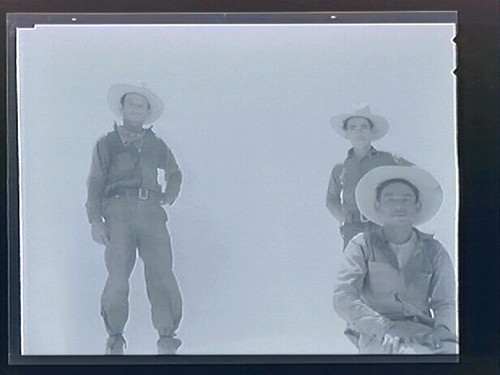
[105,334,126,355]
[157,336,181,355]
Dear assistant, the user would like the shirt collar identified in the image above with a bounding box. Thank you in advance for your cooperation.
[376,227,434,242]
[389,229,417,247]
[115,124,146,145]
[376,227,434,260]
[346,146,378,159]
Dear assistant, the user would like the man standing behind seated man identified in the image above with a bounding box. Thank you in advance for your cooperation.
[333,166,458,354]
[326,104,412,249]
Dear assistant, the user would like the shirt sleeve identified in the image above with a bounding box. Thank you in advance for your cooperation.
[429,243,457,336]
[326,164,345,221]
[85,136,111,223]
[158,139,182,205]
[333,235,394,338]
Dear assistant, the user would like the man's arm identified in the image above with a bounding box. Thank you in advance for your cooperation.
[405,242,457,350]
[420,244,458,348]
[158,139,182,205]
[333,236,394,338]
[86,137,111,246]
[326,164,346,223]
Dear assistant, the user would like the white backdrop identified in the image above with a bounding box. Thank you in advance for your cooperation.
[17,23,457,355]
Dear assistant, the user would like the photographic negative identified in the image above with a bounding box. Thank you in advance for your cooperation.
[8,12,458,362]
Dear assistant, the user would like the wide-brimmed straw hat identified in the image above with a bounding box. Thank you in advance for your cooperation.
[107,83,164,124]
[355,166,443,226]
[330,104,389,141]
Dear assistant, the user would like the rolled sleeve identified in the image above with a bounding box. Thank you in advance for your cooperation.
[333,235,393,338]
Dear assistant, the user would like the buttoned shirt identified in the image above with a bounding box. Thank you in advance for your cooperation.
[333,228,457,339]
[326,147,412,224]
[86,126,181,223]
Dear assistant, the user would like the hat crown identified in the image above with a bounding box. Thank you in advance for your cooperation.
[352,102,371,116]
[135,81,150,91]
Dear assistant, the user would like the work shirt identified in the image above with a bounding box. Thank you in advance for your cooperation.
[333,228,457,340]
[86,125,182,223]
[326,147,411,224]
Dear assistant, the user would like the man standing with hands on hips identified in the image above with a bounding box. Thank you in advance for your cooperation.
[86,83,183,355]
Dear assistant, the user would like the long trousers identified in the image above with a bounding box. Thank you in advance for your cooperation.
[100,196,182,338]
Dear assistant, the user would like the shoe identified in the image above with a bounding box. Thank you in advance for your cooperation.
[157,336,181,355]
[105,334,126,355]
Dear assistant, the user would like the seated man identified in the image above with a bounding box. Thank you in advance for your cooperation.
[333,166,458,354]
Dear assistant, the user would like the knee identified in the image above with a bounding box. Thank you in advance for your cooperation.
[104,277,130,298]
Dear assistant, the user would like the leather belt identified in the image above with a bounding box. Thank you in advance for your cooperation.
[110,187,162,201]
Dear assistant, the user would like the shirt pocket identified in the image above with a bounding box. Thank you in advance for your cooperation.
[367,261,399,293]
[109,152,137,179]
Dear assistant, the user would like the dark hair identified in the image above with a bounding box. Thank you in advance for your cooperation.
[342,116,374,130]
[375,178,420,203]
[120,93,151,110]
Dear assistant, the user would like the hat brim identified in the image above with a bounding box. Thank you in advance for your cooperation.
[330,113,389,141]
[355,166,443,226]
[107,84,164,124]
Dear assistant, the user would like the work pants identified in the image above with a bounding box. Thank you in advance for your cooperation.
[100,196,182,338]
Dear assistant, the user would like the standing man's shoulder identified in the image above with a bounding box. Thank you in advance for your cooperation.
[95,127,119,145]
[95,131,111,145]
[391,153,413,166]
[154,134,176,157]
[146,128,169,147]
[375,150,413,166]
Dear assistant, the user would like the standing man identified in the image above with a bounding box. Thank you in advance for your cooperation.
[86,83,183,355]
[326,104,412,249]
[333,166,458,354]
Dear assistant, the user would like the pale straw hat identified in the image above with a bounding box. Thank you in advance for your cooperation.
[330,103,389,141]
[355,166,444,226]
[107,83,164,124]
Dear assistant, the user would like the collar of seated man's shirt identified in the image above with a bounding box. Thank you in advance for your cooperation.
[388,230,418,268]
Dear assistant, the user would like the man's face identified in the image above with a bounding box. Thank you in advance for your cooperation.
[120,93,151,124]
[374,182,422,226]
[344,117,373,147]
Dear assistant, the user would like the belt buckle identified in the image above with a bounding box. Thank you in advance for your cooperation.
[139,188,149,200]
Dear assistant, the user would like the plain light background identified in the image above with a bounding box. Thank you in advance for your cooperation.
[17,23,457,355]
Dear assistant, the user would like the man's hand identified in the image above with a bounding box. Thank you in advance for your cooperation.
[161,193,176,206]
[91,221,110,246]
[418,326,455,350]
[381,333,402,354]
[327,201,347,223]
